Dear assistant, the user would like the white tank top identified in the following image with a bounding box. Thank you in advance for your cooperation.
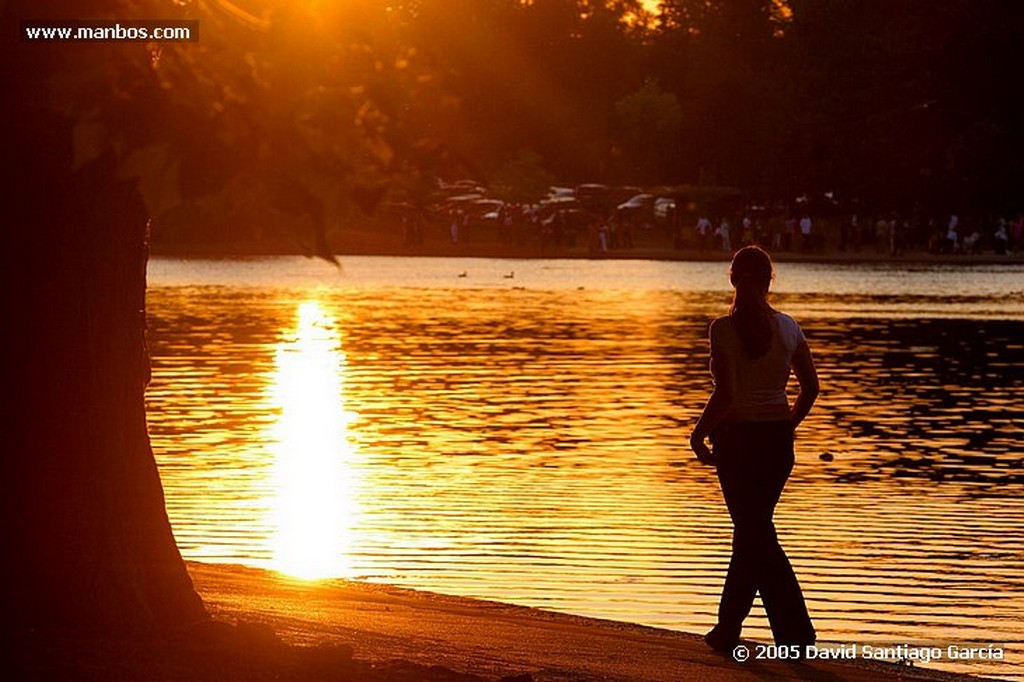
[709,311,806,422]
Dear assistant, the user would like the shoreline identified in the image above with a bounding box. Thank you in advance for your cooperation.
[14,564,1004,681]
[186,561,996,682]
[149,241,1024,268]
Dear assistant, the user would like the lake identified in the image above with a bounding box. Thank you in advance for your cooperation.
[145,255,1024,679]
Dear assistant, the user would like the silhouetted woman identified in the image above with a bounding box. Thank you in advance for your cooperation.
[690,245,818,654]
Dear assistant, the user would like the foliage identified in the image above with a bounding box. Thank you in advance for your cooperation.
[614,80,683,184]
[782,0,1024,212]
[12,0,1024,246]
[489,148,557,203]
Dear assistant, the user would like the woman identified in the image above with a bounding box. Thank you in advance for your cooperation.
[690,245,819,654]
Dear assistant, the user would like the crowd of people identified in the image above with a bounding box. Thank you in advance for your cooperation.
[403,194,1023,260]
[433,201,640,253]
[687,210,1024,257]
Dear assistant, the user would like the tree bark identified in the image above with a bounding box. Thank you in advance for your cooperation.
[4,95,207,635]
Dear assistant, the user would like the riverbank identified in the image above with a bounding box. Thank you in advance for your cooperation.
[150,238,1023,267]
[190,562,1009,682]
[19,561,994,682]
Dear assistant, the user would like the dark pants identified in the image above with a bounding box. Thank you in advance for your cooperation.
[712,421,815,645]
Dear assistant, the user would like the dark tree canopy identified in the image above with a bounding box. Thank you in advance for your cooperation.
[783,0,1024,213]
[11,1,1017,230]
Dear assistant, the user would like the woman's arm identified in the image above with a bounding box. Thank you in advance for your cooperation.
[690,325,735,465]
[790,339,819,429]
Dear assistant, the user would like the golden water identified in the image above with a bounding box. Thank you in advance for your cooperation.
[146,256,1024,679]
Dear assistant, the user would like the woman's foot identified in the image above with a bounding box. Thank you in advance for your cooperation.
[779,637,816,662]
[704,625,740,654]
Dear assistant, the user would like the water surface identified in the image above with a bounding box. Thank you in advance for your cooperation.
[146,256,1024,679]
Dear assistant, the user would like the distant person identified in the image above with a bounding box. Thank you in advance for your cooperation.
[449,209,461,244]
[741,215,754,246]
[944,219,959,254]
[840,214,854,252]
[689,246,819,656]
[962,226,981,254]
[783,217,796,251]
[799,214,813,252]
[874,216,889,253]
[716,218,731,253]
[696,215,712,250]
[770,215,785,251]
[993,220,1009,255]
[597,218,610,252]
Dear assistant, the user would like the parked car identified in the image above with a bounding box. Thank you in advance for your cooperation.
[653,197,677,221]
[438,178,487,195]
[574,183,612,212]
[465,198,505,225]
[616,193,654,213]
[535,196,579,222]
[548,186,575,200]
[437,193,485,212]
[470,198,504,214]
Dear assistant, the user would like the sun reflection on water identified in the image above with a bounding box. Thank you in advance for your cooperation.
[268,300,359,580]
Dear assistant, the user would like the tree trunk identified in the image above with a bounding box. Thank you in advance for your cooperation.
[4,102,207,634]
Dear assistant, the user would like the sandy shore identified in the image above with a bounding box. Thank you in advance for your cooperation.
[14,561,997,681]
[182,562,991,682]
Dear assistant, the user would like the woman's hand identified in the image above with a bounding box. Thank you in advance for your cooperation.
[690,432,717,466]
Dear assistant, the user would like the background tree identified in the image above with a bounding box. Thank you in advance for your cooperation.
[614,79,683,184]
[3,0,455,634]
[783,0,1024,214]
[645,0,789,191]
[489,148,557,203]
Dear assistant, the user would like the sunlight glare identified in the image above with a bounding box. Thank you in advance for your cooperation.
[268,300,359,580]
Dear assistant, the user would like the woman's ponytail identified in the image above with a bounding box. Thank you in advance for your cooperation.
[729,246,775,359]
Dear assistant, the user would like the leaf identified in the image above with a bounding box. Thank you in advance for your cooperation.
[118,142,182,217]
[72,118,112,172]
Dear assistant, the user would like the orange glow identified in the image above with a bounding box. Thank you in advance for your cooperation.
[268,300,360,580]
